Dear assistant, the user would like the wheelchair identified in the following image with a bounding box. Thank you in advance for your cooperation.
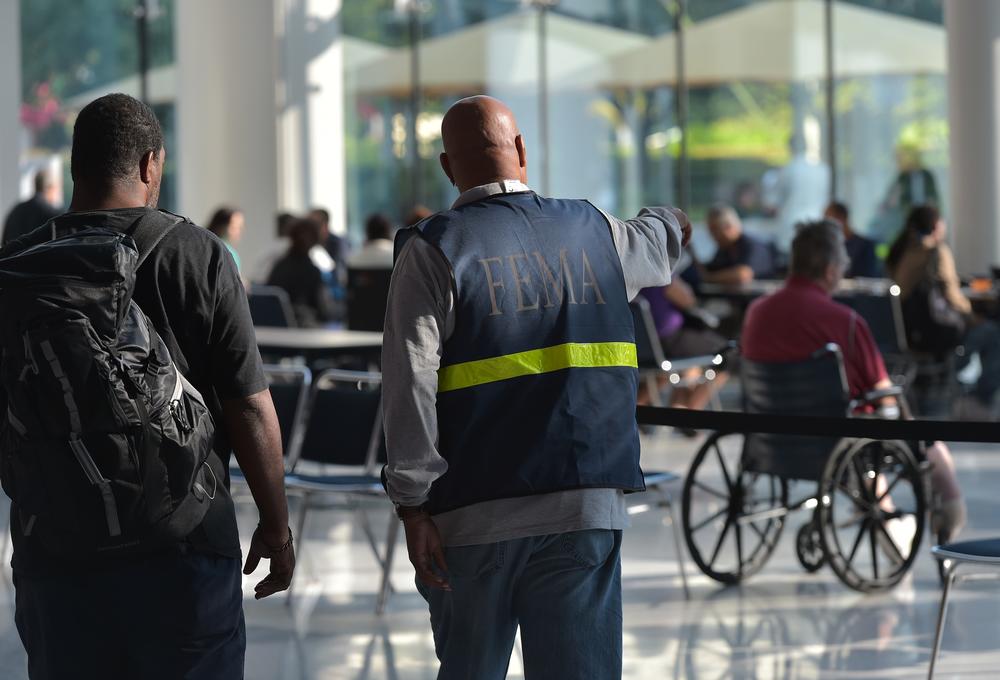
[681,344,933,592]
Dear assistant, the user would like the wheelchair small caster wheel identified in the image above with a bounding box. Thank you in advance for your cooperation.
[796,521,825,573]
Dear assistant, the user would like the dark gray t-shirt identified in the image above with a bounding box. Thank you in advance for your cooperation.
[8,208,266,570]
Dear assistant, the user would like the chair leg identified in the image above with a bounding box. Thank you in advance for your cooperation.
[663,488,690,599]
[376,512,400,616]
[647,374,664,407]
[381,623,401,680]
[355,501,385,569]
[286,493,311,607]
[928,563,957,679]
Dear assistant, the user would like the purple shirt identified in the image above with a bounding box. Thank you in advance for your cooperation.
[640,286,684,338]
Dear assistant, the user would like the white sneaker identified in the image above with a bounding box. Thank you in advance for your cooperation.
[878,514,917,565]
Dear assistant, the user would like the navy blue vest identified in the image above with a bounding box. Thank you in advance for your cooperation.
[398,191,644,515]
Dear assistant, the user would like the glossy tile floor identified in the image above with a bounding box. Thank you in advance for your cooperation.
[2,432,1000,679]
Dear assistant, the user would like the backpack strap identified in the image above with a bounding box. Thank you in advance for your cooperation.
[129,211,185,269]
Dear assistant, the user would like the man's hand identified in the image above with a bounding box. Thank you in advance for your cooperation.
[669,207,692,247]
[403,513,451,591]
[224,391,294,599]
[243,525,296,599]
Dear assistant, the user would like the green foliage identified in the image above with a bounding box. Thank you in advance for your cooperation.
[341,0,408,46]
[685,83,794,162]
[20,0,175,102]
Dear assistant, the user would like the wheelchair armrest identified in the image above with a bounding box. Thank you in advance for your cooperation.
[859,386,905,404]
[849,385,906,418]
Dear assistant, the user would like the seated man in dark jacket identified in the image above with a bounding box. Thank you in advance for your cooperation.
[824,200,881,279]
[702,203,778,285]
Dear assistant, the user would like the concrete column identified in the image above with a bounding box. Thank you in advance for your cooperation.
[174,0,280,272]
[276,0,347,237]
[945,1,1000,273]
[0,0,21,216]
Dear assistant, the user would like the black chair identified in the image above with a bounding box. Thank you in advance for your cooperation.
[741,346,852,482]
[928,539,1000,678]
[231,365,312,485]
[249,285,297,328]
[837,290,961,415]
[632,470,690,597]
[835,290,908,357]
[346,267,393,332]
[283,370,395,614]
[630,297,726,408]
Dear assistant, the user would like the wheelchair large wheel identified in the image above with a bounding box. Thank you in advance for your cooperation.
[682,431,789,585]
[817,439,925,592]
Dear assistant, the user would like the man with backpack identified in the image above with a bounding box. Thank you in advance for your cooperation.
[0,93,294,679]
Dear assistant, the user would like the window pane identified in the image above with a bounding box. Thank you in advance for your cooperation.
[685,0,830,256]
[832,0,947,248]
[555,0,677,217]
[18,0,176,212]
[342,1,415,240]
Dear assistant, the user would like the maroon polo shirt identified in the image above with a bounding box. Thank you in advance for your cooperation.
[741,276,888,397]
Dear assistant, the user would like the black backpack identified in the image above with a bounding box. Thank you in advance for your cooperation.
[0,213,217,556]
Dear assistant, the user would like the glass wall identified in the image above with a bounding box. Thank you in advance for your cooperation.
[343,0,678,238]
[833,0,947,248]
[17,0,177,211]
[15,0,947,249]
[341,0,946,251]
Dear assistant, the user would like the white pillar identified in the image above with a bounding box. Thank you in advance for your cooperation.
[174,0,280,271]
[276,0,347,237]
[0,0,21,216]
[945,1,1000,273]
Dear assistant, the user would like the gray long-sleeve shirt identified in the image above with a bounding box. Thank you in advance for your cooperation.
[382,181,683,546]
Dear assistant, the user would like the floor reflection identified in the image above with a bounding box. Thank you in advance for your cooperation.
[0,437,999,679]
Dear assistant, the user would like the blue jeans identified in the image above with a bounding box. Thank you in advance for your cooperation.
[418,529,623,680]
[14,551,245,680]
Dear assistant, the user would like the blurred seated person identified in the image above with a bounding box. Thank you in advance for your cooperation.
[255,212,337,285]
[347,213,395,270]
[743,219,965,541]
[310,207,349,276]
[252,212,294,283]
[3,169,62,245]
[638,279,729,413]
[887,205,1000,417]
[824,200,881,279]
[266,216,335,328]
[207,206,245,272]
[404,204,433,227]
[702,203,778,285]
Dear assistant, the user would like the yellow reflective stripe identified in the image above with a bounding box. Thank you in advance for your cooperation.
[438,342,637,393]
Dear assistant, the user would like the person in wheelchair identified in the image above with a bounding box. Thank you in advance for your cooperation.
[741,220,966,543]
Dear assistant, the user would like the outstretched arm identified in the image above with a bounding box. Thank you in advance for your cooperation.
[598,206,691,299]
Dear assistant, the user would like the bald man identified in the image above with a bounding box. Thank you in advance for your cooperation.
[382,96,690,679]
